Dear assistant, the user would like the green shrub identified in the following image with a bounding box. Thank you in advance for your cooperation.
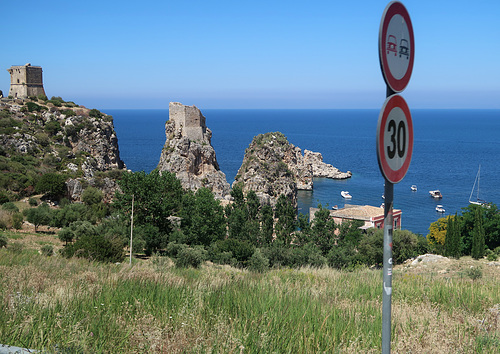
[48,99,62,107]
[61,233,124,263]
[211,251,235,266]
[486,252,498,261]
[248,248,269,273]
[290,242,326,268]
[0,192,10,204]
[64,124,79,139]
[61,109,76,117]
[174,247,207,268]
[0,233,7,248]
[35,132,50,147]
[165,242,189,258]
[12,212,23,229]
[465,266,483,280]
[1,202,19,213]
[89,109,102,118]
[26,101,42,112]
[41,244,54,257]
[28,197,38,207]
[35,173,67,200]
[81,187,103,206]
[44,120,62,136]
[327,245,359,270]
[262,241,293,268]
[209,239,254,267]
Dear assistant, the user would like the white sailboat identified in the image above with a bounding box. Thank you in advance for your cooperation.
[469,165,487,206]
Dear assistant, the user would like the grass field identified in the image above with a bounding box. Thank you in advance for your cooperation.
[0,231,499,353]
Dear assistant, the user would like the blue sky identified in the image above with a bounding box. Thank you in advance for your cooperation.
[2,0,499,109]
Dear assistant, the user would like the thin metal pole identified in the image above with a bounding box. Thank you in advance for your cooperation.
[129,194,134,265]
[382,180,394,354]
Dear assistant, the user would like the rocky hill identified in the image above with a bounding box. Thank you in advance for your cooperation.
[156,102,231,200]
[233,132,351,208]
[0,97,125,202]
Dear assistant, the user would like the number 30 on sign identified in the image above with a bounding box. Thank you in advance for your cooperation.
[376,94,413,184]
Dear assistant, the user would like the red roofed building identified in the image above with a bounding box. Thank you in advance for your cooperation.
[310,204,402,230]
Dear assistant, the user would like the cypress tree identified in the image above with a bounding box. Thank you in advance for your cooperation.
[445,214,461,259]
[445,215,454,257]
[471,208,485,259]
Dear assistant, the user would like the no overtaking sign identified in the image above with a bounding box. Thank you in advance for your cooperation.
[379,1,414,93]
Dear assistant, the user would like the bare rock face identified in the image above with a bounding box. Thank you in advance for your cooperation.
[156,102,231,200]
[304,150,352,179]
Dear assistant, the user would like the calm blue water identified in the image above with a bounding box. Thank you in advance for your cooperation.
[110,108,500,236]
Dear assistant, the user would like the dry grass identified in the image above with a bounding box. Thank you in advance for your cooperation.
[0,233,498,352]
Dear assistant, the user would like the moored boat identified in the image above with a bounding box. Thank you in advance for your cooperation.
[341,191,352,199]
[411,185,417,191]
[435,205,445,213]
[469,165,488,206]
[429,190,442,199]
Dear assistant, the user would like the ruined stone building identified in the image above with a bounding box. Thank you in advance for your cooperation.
[7,63,46,99]
[168,101,208,142]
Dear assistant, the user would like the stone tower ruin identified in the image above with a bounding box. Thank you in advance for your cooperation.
[7,63,46,99]
[168,102,207,142]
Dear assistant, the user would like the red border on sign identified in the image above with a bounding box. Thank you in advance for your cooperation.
[377,94,413,183]
[379,1,414,93]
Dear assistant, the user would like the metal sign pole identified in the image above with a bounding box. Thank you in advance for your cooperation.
[378,3,414,352]
[382,178,393,354]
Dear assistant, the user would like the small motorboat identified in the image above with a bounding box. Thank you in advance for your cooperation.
[332,205,338,210]
[429,190,443,199]
[411,185,417,191]
[341,191,352,199]
[435,205,445,213]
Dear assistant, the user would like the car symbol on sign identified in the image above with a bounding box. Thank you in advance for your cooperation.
[399,39,409,59]
[386,35,397,56]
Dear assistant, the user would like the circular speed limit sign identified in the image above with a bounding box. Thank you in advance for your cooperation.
[376,94,413,183]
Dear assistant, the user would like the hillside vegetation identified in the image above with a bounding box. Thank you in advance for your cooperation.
[0,96,124,203]
[1,98,499,352]
[0,234,498,353]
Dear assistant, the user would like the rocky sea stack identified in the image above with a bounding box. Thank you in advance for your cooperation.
[233,132,352,208]
[156,102,231,200]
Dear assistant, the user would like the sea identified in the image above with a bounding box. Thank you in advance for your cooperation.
[109,108,500,236]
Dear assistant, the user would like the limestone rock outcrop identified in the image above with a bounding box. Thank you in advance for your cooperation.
[156,102,231,200]
[233,132,298,208]
[233,132,351,208]
[0,100,125,202]
[304,150,352,180]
